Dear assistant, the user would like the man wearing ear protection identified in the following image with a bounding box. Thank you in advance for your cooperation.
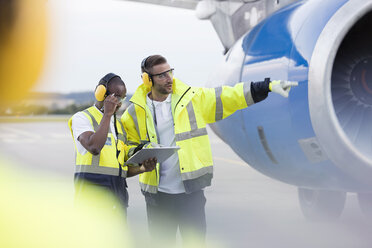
[121,55,298,245]
[68,73,157,215]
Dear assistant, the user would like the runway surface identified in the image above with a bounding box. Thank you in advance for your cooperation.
[0,120,371,248]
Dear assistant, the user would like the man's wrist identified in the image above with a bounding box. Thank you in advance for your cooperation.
[102,112,113,119]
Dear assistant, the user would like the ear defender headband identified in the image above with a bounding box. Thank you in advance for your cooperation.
[95,72,120,101]
[141,56,152,87]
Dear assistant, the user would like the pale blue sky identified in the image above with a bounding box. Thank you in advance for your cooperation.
[35,0,225,94]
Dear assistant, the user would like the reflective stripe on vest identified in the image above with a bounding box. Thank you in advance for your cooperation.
[127,140,140,146]
[243,82,254,106]
[215,86,223,121]
[76,165,125,178]
[181,165,213,181]
[139,182,158,194]
[175,101,208,142]
[74,108,127,178]
[183,173,212,193]
[83,109,99,129]
[125,104,149,156]
[127,104,140,138]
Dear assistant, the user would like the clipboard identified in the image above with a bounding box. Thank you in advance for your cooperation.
[125,146,180,165]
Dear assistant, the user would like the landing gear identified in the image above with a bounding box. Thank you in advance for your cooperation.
[298,188,346,220]
[357,192,372,218]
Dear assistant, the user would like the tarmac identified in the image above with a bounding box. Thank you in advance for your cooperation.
[0,120,371,248]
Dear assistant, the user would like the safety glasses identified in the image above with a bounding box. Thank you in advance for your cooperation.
[152,68,174,80]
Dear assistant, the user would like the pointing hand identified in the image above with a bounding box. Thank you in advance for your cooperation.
[269,80,298,98]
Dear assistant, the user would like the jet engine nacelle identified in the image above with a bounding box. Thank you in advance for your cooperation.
[209,0,372,193]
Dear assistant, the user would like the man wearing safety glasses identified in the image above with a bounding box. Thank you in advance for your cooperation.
[121,55,297,246]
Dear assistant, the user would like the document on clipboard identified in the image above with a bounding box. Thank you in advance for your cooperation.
[125,146,180,165]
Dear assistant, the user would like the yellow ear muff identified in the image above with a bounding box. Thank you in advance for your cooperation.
[95,84,107,101]
[142,72,152,87]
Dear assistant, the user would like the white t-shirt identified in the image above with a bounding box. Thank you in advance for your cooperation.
[146,94,185,194]
[71,106,117,155]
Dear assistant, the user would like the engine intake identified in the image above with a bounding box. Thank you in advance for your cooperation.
[309,0,372,186]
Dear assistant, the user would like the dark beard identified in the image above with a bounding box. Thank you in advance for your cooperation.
[155,84,172,95]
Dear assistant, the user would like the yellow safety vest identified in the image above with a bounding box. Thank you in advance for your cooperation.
[68,106,128,178]
[121,78,254,193]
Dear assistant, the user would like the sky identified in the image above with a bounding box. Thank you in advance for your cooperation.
[35,0,225,94]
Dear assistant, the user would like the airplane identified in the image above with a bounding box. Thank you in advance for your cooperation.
[122,0,372,220]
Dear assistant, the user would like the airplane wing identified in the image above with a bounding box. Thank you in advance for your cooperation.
[119,0,299,53]
[120,0,198,10]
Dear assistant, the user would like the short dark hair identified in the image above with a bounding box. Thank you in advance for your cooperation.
[141,55,167,74]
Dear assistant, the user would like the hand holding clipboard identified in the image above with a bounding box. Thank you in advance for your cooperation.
[125,145,180,165]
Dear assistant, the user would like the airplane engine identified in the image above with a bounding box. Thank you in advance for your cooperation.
[208,0,372,219]
[309,0,372,189]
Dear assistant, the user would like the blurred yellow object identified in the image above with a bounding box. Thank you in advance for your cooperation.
[0,1,133,247]
[0,159,132,248]
[0,0,47,102]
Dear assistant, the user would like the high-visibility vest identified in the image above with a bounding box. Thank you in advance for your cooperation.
[68,106,128,178]
[122,78,254,193]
